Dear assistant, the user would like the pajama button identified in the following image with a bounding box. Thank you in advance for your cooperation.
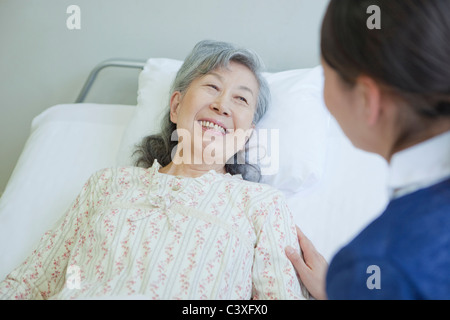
[172,185,181,191]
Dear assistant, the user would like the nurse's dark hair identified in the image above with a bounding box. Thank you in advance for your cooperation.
[133,40,270,182]
[321,0,450,118]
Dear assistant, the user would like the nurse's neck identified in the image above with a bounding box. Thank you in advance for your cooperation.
[386,118,450,163]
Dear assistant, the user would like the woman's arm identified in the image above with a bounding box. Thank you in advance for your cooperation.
[251,191,306,300]
[285,225,328,300]
[0,170,104,299]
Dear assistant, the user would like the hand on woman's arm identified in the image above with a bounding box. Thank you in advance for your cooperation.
[285,226,328,300]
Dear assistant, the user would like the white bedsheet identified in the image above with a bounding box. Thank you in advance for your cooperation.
[288,118,389,261]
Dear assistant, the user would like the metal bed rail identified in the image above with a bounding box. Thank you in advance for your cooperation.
[75,59,146,103]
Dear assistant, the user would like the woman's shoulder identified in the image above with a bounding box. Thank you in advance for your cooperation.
[86,166,152,186]
[225,174,279,191]
[221,175,287,204]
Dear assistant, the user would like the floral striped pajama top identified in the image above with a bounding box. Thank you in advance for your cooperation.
[0,160,305,300]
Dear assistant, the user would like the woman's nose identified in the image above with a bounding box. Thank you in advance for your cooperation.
[210,100,231,116]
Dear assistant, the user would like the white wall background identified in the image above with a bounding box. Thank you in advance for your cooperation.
[0,0,329,193]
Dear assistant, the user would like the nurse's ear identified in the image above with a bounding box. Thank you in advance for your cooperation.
[357,75,382,127]
[169,91,182,124]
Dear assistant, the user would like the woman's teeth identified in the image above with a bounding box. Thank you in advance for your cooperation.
[200,120,226,134]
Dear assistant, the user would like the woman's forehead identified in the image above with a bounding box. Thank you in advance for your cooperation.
[205,63,258,88]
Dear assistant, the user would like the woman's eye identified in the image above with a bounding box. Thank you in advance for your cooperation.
[207,84,219,91]
[237,96,248,104]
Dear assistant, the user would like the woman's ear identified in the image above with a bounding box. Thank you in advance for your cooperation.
[358,76,382,127]
[169,91,182,124]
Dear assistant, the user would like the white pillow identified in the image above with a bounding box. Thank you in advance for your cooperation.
[116,59,183,166]
[116,58,330,194]
[257,68,330,193]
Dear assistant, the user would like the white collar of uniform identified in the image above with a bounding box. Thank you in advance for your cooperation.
[387,130,450,200]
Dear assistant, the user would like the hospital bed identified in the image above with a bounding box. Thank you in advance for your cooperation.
[0,57,390,284]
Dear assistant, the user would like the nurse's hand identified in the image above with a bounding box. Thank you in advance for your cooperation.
[285,226,328,300]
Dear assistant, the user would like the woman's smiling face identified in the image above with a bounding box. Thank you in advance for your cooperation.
[169,61,259,164]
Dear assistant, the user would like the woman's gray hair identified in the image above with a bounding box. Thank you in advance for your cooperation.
[134,40,271,182]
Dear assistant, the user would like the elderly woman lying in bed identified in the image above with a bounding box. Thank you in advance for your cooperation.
[0,40,306,300]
